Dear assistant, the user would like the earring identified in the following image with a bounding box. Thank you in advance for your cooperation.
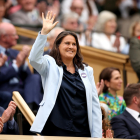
[108,88,110,91]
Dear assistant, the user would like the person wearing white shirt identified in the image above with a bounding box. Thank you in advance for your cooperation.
[111,83,140,139]
[92,11,127,54]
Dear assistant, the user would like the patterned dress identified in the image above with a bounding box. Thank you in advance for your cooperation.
[99,92,126,119]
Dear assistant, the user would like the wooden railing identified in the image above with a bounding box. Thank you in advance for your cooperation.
[13,26,138,96]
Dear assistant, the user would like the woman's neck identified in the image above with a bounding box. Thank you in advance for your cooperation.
[62,59,74,68]
[106,34,111,40]
[109,89,117,97]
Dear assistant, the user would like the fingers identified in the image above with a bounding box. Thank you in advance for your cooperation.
[53,21,59,28]
[51,13,56,22]
[46,11,50,19]
[42,12,45,20]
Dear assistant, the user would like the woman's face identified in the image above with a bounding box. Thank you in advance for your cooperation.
[134,23,140,37]
[59,35,77,61]
[0,1,5,19]
[104,19,117,34]
[106,70,122,92]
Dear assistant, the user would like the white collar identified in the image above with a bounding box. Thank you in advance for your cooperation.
[126,107,140,123]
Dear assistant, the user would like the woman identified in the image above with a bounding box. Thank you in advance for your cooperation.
[99,67,126,119]
[129,20,140,37]
[92,11,126,54]
[29,11,102,137]
[129,21,140,82]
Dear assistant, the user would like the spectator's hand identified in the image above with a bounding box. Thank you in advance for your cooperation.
[41,11,59,35]
[113,32,121,52]
[96,79,104,96]
[0,53,7,67]
[22,45,31,57]
[1,101,17,123]
[16,51,26,67]
[106,129,113,138]
[0,117,4,133]
[8,101,17,121]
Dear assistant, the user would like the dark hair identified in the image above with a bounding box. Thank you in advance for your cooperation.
[49,31,87,70]
[101,106,114,138]
[123,83,140,106]
[99,67,120,93]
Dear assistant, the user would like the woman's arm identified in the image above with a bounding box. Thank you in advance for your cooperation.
[28,12,58,76]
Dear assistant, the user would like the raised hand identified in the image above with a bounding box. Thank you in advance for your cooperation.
[41,11,59,35]
[96,79,104,96]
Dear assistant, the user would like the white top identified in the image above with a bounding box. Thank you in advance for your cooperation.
[126,107,140,124]
[92,32,126,53]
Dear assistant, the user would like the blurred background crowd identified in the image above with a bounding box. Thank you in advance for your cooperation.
[1,0,140,138]
[1,0,140,54]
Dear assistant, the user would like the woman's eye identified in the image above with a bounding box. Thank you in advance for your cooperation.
[65,42,69,45]
[73,43,76,46]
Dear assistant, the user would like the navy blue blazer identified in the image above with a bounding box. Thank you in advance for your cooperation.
[111,109,140,139]
[0,49,31,91]
[0,107,19,134]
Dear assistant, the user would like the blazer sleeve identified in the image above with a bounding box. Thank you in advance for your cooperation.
[111,116,140,139]
[129,37,140,72]
[0,66,18,83]
[6,120,19,135]
[89,67,102,138]
[28,33,50,77]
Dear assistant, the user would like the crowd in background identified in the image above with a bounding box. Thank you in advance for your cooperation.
[1,0,140,53]
[1,0,140,138]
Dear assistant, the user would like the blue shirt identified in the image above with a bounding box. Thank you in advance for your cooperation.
[48,64,90,133]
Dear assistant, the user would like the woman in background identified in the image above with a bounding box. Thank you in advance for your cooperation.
[99,67,126,119]
[92,11,126,54]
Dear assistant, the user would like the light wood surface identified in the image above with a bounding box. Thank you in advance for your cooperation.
[0,135,137,140]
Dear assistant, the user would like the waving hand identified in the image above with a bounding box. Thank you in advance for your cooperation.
[41,11,59,35]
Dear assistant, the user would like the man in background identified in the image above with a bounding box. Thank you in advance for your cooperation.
[111,83,140,139]
[0,22,42,110]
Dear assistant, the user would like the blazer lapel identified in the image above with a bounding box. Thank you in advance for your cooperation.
[124,110,140,130]
[78,68,92,130]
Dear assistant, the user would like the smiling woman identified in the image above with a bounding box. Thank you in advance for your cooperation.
[29,11,102,137]
[99,67,126,119]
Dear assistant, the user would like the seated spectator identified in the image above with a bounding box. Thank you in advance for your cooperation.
[111,83,140,139]
[0,101,19,134]
[122,20,140,55]
[129,20,140,37]
[0,0,11,23]
[61,12,87,46]
[36,0,48,18]
[0,53,12,109]
[44,27,65,55]
[101,106,113,138]
[129,24,140,82]
[92,11,127,54]
[0,22,42,110]
[99,67,126,119]
[61,0,98,24]
[9,0,42,45]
